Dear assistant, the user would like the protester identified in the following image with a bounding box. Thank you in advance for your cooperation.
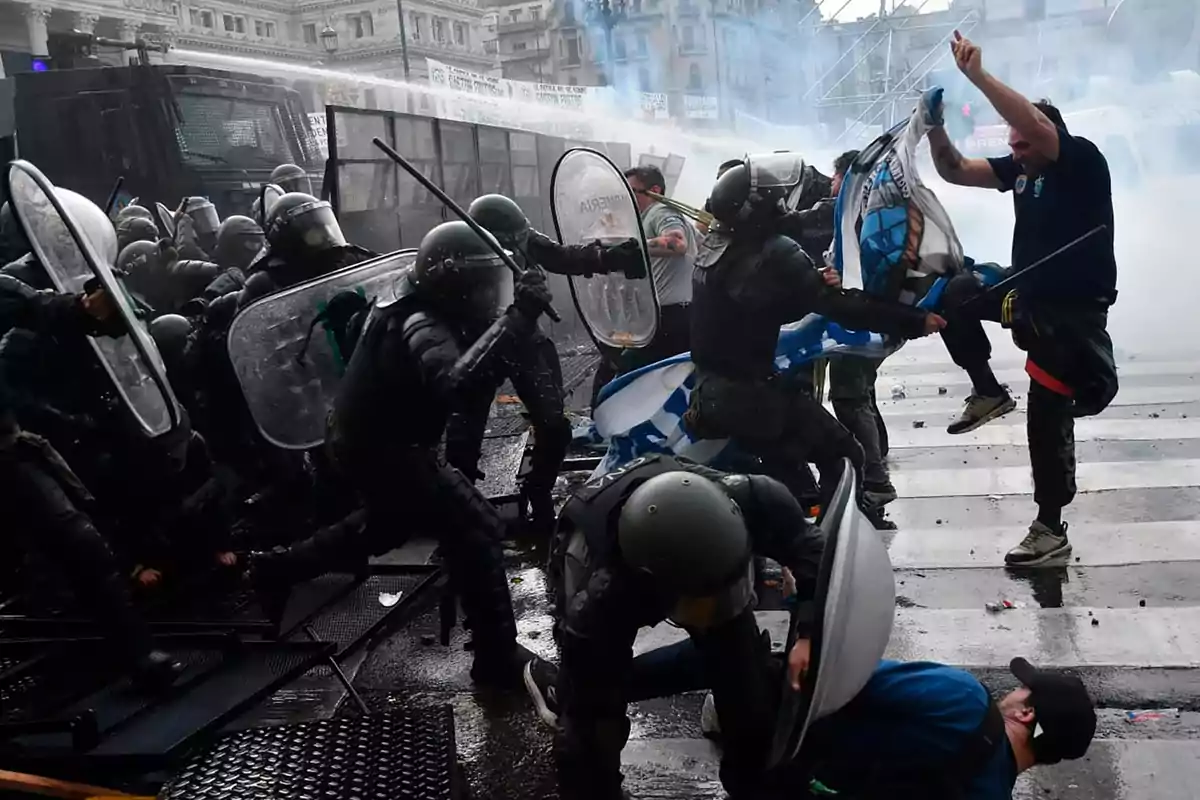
[590,165,696,407]
[926,31,1119,566]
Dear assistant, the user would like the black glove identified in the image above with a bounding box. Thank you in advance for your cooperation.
[513,269,553,320]
[600,238,647,280]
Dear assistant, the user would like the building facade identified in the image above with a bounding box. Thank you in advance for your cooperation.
[0,0,494,82]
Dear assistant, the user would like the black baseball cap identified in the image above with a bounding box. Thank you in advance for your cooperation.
[1010,657,1097,764]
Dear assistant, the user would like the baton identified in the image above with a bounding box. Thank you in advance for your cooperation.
[963,224,1108,307]
[371,137,561,323]
[642,190,714,227]
[103,175,125,217]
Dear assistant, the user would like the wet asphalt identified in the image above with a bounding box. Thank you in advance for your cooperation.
[328,342,1200,800]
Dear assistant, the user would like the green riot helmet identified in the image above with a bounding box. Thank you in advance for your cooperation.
[270,163,313,196]
[115,204,154,224]
[467,194,530,252]
[116,216,160,251]
[264,193,346,257]
[214,215,265,271]
[617,471,754,629]
[413,220,513,323]
[708,152,808,230]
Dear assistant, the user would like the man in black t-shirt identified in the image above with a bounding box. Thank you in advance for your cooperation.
[926,32,1118,568]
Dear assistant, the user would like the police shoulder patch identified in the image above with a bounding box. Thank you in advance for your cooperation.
[1015,175,1028,195]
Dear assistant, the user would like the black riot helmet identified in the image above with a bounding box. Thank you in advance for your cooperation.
[116,216,161,251]
[264,193,347,257]
[270,164,313,195]
[708,152,809,230]
[149,313,193,369]
[214,215,265,271]
[413,220,513,323]
[617,471,754,628]
[467,194,530,251]
[181,197,220,237]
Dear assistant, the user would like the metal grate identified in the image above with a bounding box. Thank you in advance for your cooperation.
[160,709,461,800]
[293,572,434,657]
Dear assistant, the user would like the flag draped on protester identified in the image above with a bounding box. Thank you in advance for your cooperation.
[585,87,967,478]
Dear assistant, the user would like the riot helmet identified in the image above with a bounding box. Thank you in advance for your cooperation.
[149,313,192,370]
[264,193,346,257]
[214,215,265,271]
[118,239,172,312]
[617,471,753,628]
[708,153,809,230]
[270,164,313,196]
[115,204,154,224]
[413,220,513,323]
[468,194,530,252]
[116,216,160,251]
[181,197,220,237]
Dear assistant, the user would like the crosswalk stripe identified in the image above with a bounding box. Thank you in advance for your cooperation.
[878,359,1200,392]
[871,384,1200,417]
[891,459,1200,498]
[885,417,1200,450]
[634,607,1200,668]
[885,520,1200,568]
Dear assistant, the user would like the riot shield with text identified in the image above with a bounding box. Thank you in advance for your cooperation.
[6,161,181,438]
[550,148,656,349]
[227,250,416,450]
[767,462,896,769]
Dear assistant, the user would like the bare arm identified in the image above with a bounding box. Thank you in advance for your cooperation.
[646,226,687,258]
[928,126,1004,189]
[972,70,1061,161]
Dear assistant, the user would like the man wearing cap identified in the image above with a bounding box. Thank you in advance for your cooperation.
[695,649,1097,798]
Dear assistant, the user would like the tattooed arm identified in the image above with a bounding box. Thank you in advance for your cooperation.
[928,125,1005,190]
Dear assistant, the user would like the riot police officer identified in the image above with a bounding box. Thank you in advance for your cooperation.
[270,163,314,196]
[176,196,221,259]
[250,220,552,688]
[213,214,266,273]
[0,275,182,690]
[526,455,826,800]
[250,192,374,294]
[449,193,643,538]
[686,154,944,506]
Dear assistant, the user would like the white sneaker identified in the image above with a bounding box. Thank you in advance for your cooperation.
[1005,521,1072,567]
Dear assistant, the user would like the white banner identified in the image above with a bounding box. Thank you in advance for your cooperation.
[307,112,330,158]
[426,57,506,98]
[640,92,669,120]
[684,94,718,120]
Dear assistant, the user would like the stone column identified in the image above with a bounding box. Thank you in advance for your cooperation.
[74,11,100,35]
[23,4,53,57]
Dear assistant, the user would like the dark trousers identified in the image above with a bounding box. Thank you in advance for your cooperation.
[829,356,890,490]
[590,302,692,407]
[272,444,520,659]
[0,431,153,666]
[940,272,1077,510]
[446,326,570,524]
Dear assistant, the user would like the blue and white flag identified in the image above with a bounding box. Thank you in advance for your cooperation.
[586,88,967,478]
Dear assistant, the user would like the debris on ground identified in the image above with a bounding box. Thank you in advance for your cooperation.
[1091,617,1100,627]
[1150,412,1160,419]
[985,599,1024,613]
[1140,599,1147,607]
[912,420,926,429]
[987,494,1003,502]
[1126,710,1173,723]
[378,591,403,608]
[937,386,948,395]
[891,384,906,400]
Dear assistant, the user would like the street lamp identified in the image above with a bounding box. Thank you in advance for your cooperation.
[584,0,627,85]
[321,22,339,54]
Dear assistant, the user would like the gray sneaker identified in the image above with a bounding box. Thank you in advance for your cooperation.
[947,392,1016,434]
[1005,521,1072,567]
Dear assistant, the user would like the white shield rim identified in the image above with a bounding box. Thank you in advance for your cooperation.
[6,160,182,438]
[550,146,658,349]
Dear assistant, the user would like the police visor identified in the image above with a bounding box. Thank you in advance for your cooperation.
[448,253,514,320]
[667,562,755,630]
[189,203,220,236]
[746,153,806,192]
[285,201,347,252]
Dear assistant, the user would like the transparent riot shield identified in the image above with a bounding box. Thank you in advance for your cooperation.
[6,161,181,438]
[226,250,416,450]
[550,147,656,349]
[767,462,896,768]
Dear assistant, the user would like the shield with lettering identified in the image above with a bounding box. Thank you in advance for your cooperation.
[226,249,416,450]
[550,147,656,349]
[6,160,183,438]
